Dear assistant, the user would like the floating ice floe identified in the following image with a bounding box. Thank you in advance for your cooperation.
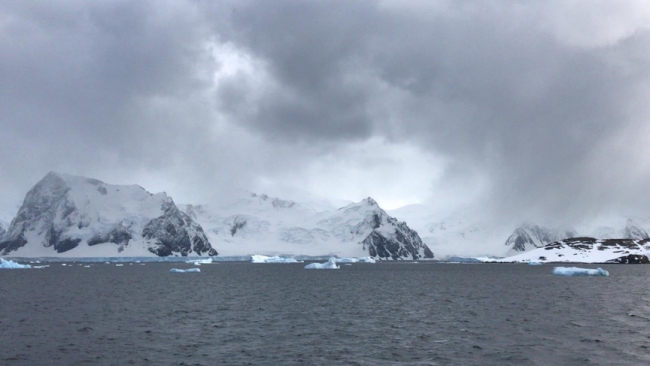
[553,267,609,277]
[170,268,201,273]
[0,258,32,269]
[528,261,542,266]
[251,255,299,263]
[335,257,376,263]
[304,257,339,270]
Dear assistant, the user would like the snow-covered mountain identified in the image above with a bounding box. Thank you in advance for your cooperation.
[390,203,650,258]
[0,172,216,257]
[388,205,513,258]
[504,223,577,256]
[501,237,650,264]
[580,218,650,240]
[180,195,433,260]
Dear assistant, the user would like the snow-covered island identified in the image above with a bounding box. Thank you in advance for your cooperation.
[500,237,650,264]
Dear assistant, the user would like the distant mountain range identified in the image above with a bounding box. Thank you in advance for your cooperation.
[0,173,432,259]
[2,172,649,260]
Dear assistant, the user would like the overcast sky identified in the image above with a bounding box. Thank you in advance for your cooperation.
[2,0,650,225]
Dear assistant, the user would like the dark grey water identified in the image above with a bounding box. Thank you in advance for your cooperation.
[2,262,650,365]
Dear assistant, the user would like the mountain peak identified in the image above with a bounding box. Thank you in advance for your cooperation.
[0,172,216,257]
[364,197,378,206]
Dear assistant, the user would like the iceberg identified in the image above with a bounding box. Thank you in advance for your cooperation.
[304,257,339,270]
[336,257,376,263]
[170,268,201,273]
[0,258,32,269]
[528,261,542,266]
[553,267,609,277]
[250,255,299,263]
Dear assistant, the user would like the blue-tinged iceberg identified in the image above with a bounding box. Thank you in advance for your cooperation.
[0,258,31,269]
[304,257,339,269]
[250,255,299,263]
[553,267,609,276]
[170,268,201,273]
[528,261,542,266]
[336,257,376,263]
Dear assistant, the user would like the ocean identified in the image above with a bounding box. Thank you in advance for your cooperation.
[1,261,649,365]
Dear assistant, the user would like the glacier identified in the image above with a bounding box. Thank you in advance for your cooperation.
[553,267,609,277]
[182,195,433,260]
[304,257,339,269]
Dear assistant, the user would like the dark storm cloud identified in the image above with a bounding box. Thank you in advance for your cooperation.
[2,0,650,225]
[208,0,650,223]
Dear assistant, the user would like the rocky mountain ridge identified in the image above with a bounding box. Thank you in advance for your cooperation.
[0,172,216,257]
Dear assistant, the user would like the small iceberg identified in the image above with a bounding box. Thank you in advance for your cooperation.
[251,255,299,263]
[0,258,31,269]
[528,261,542,266]
[305,257,339,270]
[170,268,201,273]
[553,267,609,277]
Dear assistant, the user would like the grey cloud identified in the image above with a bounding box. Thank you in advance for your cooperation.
[206,1,650,223]
[2,0,650,228]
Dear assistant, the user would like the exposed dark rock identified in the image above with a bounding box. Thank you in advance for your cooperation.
[230,216,247,236]
[606,254,650,264]
[358,198,433,260]
[143,200,216,257]
[88,223,132,246]
[0,235,27,255]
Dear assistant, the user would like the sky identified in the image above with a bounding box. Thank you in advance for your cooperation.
[2,0,650,226]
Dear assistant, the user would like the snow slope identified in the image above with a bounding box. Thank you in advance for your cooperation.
[388,205,512,258]
[181,195,433,259]
[0,172,216,257]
